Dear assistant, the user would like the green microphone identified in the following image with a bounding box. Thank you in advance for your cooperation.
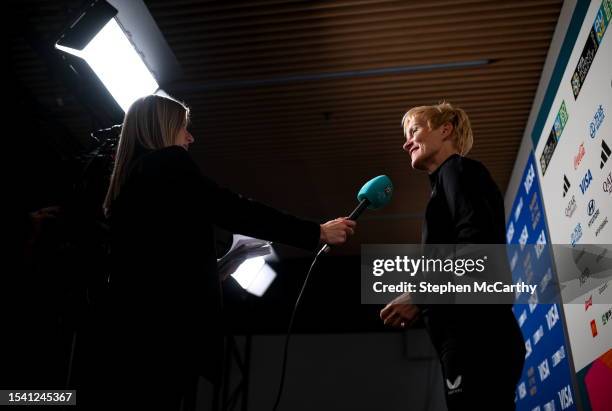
[320,175,393,254]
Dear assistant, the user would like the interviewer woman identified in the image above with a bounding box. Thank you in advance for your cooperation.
[380,102,524,410]
[96,94,355,410]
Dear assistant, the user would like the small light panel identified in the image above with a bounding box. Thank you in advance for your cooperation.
[246,264,277,297]
[231,257,277,297]
[56,18,158,112]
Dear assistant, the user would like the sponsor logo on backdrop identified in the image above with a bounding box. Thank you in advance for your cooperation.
[603,171,612,194]
[571,29,597,99]
[540,103,569,175]
[596,248,608,263]
[507,221,515,243]
[525,339,532,359]
[601,139,611,169]
[579,169,593,195]
[523,252,534,283]
[579,267,592,287]
[552,345,566,367]
[571,0,610,100]
[538,358,550,381]
[530,192,541,229]
[603,307,612,326]
[558,385,574,410]
[574,142,586,169]
[590,319,598,337]
[565,195,577,217]
[524,163,535,194]
[553,102,569,139]
[593,2,611,43]
[562,175,571,197]
[518,381,527,399]
[587,199,601,229]
[527,367,537,397]
[538,358,550,382]
[588,199,596,216]
[599,281,609,295]
[571,223,583,246]
[541,131,558,176]
[510,251,518,271]
[590,104,605,139]
[533,325,544,345]
[519,225,529,250]
[543,400,555,411]
[540,268,552,293]
[546,304,559,330]
[529,289,538,312]
[518,309,528,327]
[595,216,609,237]
[585,295,593,311]
[535,230,546,259]
[515,197,524,222]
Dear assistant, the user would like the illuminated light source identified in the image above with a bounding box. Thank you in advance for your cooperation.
[231,257,277,297]
[55,1,159,112]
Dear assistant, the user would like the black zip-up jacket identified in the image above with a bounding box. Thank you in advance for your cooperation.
[421,154,525,363]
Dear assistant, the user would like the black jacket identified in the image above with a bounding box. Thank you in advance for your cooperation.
[421,154,524,362]
[423,154,506,245]
[108,146,320,381]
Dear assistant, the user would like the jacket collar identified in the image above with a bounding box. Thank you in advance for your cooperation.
[428,153,460,189]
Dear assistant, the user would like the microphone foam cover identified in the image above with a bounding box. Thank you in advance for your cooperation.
[357,175,393,209]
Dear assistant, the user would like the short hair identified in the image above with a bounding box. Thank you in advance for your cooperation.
[402,101,473,156]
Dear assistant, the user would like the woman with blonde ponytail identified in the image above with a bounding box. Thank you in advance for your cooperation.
[92,94,356,410]
[380,101,525,410]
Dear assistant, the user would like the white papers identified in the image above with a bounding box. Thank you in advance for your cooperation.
[217,235,272,280]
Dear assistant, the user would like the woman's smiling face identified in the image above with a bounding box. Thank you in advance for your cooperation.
[403,115,448,172]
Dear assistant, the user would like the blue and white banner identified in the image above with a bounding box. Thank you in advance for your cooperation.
[508,153,577,411]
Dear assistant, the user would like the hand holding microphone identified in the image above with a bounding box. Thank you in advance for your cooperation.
[319,175,394,253]
[319,218,356,245]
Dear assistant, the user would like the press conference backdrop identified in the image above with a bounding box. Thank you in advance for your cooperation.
[532,0,612,375]
[507,153,577,411]
[505,1,612,410]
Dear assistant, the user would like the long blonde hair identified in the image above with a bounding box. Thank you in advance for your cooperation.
[103,94,189,216]
[401,101,473,156]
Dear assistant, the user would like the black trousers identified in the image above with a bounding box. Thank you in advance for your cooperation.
[423,306,526,411]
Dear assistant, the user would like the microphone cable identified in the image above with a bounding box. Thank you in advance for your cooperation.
[271,246,327,411]
[270,175,392,410]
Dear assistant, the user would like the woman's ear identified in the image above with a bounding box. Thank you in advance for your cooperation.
[441,122,454,140]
